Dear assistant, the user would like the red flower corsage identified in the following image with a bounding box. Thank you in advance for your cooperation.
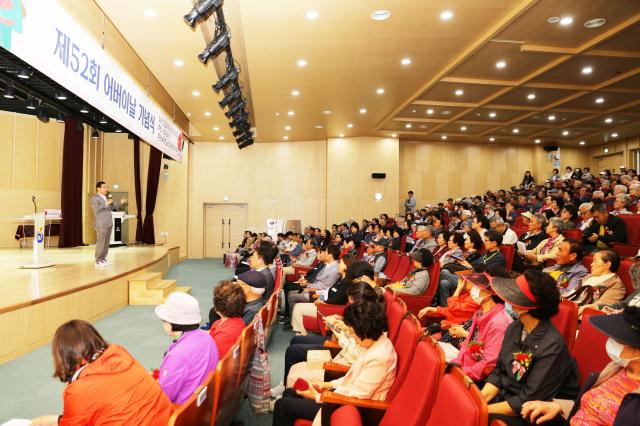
[512,351,533,381]
[151,368,160,380]
[467,341,485,362]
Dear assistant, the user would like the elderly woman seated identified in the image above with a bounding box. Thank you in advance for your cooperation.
[572,249,627,316]
[522,217,565,267]
[611,194,633,215]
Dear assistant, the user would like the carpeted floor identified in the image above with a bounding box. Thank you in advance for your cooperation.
[0,259,291,425]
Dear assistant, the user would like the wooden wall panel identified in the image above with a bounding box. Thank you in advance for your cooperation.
[36,121,62,191]
[13,115,38,190]
[0,112,14,189]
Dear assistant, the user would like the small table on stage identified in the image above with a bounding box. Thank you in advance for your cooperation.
[110,211,136,247]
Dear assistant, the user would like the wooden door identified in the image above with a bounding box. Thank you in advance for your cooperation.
[204,204,248,258]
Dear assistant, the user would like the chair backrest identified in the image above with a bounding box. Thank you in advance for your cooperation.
[399,235,407,253]
[563,229,583,241]
[387,315,422,401]
[384,289,394,316]
[381,338,445,426]
[387,297,407,343]
[425,366,488,426]
[550,300,579,351]
[260,305,270,337]
[619,215,640,245]
[211,344,241,426]
[389,256,411,282]
[499,245,514,270]
[384,251,400,277]
[237,320,258,388]
[572,308,609,386]
[617,259,635,296]
[357,243,365,260]
[168,372,214,426]
[422,261,441,302]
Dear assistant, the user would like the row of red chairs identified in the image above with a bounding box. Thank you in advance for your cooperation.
[168,264,284,426]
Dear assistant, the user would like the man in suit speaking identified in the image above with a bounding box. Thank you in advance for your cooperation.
[91,181,127,267]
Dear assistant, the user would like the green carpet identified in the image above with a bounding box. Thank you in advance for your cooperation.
[0,259,292,425]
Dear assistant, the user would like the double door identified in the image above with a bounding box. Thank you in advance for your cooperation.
[204,203,248,258]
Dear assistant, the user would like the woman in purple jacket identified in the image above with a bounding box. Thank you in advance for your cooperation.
[155,292,219,405]
[451,273,513,384]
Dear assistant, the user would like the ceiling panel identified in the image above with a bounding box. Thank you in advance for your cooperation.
[419,82,504,103]
[459,107,527,122]
[557,91,639,110]
[596,24,640,52]
[532,55,640,86]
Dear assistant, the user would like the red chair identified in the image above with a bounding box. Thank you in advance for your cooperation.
[168,372,214,426]
[356,243,365,260]
[211,344,242,426]
[328,338,445,426]
[383,251,400,278]
[499,245,514,270]
[425,366,488,426]
[550,300,579,351]
[563,229,583,241]
[388,256,411,282]
[387,297,407,343]
[387,315,423,400]
[611,215,640,257]
[399,235,407,254]
[302,302,347,336]
[572,308,608,386]
[396,262,441,316]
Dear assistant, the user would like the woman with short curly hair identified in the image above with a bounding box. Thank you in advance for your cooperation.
[209,280,247,357]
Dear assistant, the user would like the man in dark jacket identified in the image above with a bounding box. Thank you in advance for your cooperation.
[582,203,627,252]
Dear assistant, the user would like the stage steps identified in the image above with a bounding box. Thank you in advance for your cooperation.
[129,272,191,305]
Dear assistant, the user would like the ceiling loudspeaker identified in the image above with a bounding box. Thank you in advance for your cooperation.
[543,145,559,152]
[371,172,386,179]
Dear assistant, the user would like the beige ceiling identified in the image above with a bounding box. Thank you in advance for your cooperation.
[95,0,640,147]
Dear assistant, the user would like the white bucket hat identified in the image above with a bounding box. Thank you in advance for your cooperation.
[155,292,202,325]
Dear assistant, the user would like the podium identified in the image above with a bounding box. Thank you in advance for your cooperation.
[110,211,136,247]
[19,212,55,269]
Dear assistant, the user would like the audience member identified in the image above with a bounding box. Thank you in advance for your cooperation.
[282,238,318,276]
[237,270,268,325]
[523,217,565,267]
[611,194,633,215]
[209,280,246,357]
[386,248,434,295]
[543,239,589,297]
[583,203,628,251]
[490,216,518,245]
[250,242,277,300]
[572,249,626,314]
[368,238,388,274]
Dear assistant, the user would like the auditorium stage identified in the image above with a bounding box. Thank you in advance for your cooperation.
[0,245,180,364]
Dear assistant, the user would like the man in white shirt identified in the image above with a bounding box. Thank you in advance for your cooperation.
[489,216,518,245]
[282,239,318,275]
[578,202,594,231]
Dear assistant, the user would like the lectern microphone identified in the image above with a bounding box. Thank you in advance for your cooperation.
[32,195,37,213]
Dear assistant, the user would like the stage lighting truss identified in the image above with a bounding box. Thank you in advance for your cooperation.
[185,0,253,148]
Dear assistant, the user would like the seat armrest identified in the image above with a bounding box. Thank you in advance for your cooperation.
[323,362,349,374]
[323,340,341,350]
[321,391,391,410]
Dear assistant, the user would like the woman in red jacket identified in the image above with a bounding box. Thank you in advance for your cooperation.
[209,280,246,358]
[32,320,172,426]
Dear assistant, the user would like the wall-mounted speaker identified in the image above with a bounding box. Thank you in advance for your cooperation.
[543,145,559,152]
[371,172,386,179]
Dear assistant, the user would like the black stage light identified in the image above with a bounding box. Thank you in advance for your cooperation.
[238,139,253,149]
[229,114,248,128]
[3,84,15,99]
[232,127,251,137]
[79,105,89,113]
[91,129,100,139]
[236,133,252,143]
[55,91,67,100]
[218,86,242,108]
[212,67,239,93]
[99,116,108,124]
[224,100,246,118]
[37,109,49,123]
[17,67,32,79]
[184,0,222,27]
[56,112,65,123]
[26,96,37,110]
[198,32,230,64]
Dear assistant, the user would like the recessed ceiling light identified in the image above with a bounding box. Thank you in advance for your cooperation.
[489,112,497,118]
[534,139,541,144]
[218,136,224,141]
[442,110,452,115]
[460,126,467,131]
[297,59,307,67]
[204,111,211,117]
[284,125,291,131]
[548,115,556,121]
[579,140,586,145]
[584,18,606,28]
[605,117,613,123]
[426,109,434,115]
[527,93,536,100]
[371,9,391,21]
[562,130,569,136]
[454,89,464,96]
[306,10,319,20]
[548,16,560,24]
[440,10,454,21]
[441,135,448,140]
[287,111,295,116]
[321,110,332,115]
[291,89,300,97]
[391,133,398,137]
[192,90,200,97]
[581,66,593,75]
[401,57,411,66]
[559,16,574,26]
[405,123,412,129]
[489,137,495,142]
[611,133,619,138]
[412,109,417,113]
[347,123,354,128]
[314,124,324,129]
[173,59,184,67]
[213,126,220,131]
[275,112,280,116]
[187,112,191,117]
[512,128,519,134]
[143,8,157,18]
[339,133,345,138]
[376,88,385,95]
[283,135,289,140]
[419,124,428,129]
[595,97,605,104]
[359,108,367,114]
[495,60,507,69]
